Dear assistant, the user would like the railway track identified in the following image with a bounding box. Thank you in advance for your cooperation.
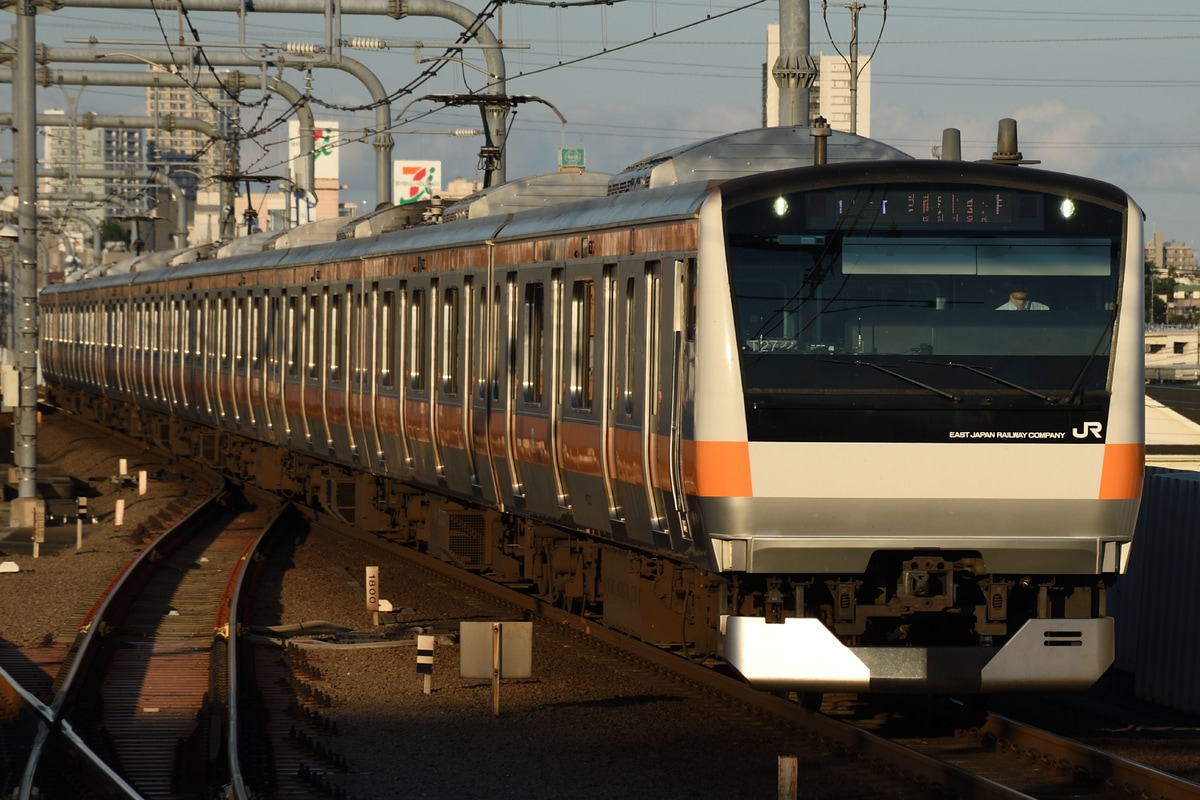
[312,508,1200,800]
[1,485,305,799]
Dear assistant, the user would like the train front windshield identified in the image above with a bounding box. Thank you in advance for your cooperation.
[725,182,1125,431]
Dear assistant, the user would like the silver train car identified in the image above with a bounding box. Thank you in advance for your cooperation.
[40,127,1145,694]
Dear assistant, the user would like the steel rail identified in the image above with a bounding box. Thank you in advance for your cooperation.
[16,490,227,799]
[225,499,300,800]
[977,713,1200,800]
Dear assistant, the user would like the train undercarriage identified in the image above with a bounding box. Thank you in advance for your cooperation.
[48,388,1114,693]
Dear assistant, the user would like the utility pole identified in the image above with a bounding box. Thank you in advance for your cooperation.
[11,0,40,527]
[774,0,816,127]
[823,1,887,136]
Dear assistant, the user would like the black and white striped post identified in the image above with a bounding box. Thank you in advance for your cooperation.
[417,634,434,695]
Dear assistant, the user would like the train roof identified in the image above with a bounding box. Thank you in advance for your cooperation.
[606,125,913,194]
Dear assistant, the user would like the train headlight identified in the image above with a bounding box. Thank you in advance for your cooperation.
[1059,198,1076,219]
[772,196,789,217]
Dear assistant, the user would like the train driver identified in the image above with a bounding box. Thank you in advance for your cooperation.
[996,280,1050,311]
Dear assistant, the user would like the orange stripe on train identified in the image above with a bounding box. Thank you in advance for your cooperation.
[1099,442,1145,500]
[681,440,753,498]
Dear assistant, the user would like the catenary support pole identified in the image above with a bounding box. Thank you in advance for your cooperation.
[10,0,40,524]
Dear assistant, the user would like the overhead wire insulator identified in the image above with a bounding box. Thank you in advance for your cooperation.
[281,42,324,57]
[342,37,388,50]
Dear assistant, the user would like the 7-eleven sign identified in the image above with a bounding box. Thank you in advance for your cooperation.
[394,161,441,205]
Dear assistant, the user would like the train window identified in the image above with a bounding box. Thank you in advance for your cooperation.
[494,283,505,402]
[306,293,319,380]
[235,296,246,369]
[475,286,488,401]
[220,296,231,367]
[250,296,262,372]
[380,290,395,388]
[182,301,192,365]
[351,289,364,386]
[623,276,636,416]
[523,282,544,404]
[266,295,279,376]
[330,291,342,382]
[571,279,595,410]
[171,300,180,358]
[442,286,460,395]
[286,296,298,377]
[410,289,426,392]
[647,263,661,415]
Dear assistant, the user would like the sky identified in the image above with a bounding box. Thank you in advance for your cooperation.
[3,1,1199,244]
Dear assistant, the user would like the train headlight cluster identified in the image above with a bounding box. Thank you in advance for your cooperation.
[1059,198,1076,219]
[772,196,790,217]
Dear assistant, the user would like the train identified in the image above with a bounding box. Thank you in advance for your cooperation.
[39,124,1145,694]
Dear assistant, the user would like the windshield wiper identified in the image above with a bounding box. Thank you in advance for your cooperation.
[916,360,1055,403]
[825,359,960,402]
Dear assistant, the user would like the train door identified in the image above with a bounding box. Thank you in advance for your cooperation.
[235,293,251,428]
[404,281,438,478]
[547,270,567,512]
[281,292,300,442]
[150,299,163,407]
[185,297,201,421]
[130,299,143,401]
[458,277,477,488]
[435,278,474,494]
[201,294,217,421]
[317,287,334,452]
[428,278,445,477]
[111,300,125,397]
[609,260,662,545]
[642,261,669,534]
[352,282,376,468]
[557,266,621,533]
[374,284,402,473]
[600,265,623,523]
[394,282,414,473]
[165,298,178,410]
[494,273,522,507]
[509,270,566,515]
[664,258,696,545]
[300,289,319,446]
[262,292,282,441]
[470,278,500,506]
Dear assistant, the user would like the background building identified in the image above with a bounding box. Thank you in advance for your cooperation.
[763,24,872,135]
[145,65,239,206]
[1145,231,1198,279]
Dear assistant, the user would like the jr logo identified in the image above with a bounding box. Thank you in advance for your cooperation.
[1072,421,1103,439]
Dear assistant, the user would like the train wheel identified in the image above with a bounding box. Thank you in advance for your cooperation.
[799,692,824,713]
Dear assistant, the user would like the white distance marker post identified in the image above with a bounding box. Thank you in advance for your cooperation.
[778,756,798,800]
[76,496,86,550]
[138,470,147,496]
[118,458,128,477]
[417,634,434,695]
[365,566,380,626]
[114,498,125,527]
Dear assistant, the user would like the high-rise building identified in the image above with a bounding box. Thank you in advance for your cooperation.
[764,23,872,136]
[40,109,106,227]
[144,65,240,205]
